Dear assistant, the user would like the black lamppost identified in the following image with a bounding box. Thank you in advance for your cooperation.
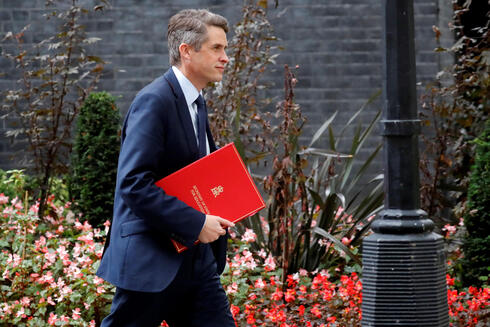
[361,0,449,326]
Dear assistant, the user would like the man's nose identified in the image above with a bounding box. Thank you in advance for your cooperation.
[220,51,229,63]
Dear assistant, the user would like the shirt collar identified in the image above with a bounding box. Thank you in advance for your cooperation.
[172,66,201,107]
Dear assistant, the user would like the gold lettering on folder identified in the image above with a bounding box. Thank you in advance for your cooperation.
[211,186,224,198]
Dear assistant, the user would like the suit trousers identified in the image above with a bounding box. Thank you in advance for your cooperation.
[100,243,236,327]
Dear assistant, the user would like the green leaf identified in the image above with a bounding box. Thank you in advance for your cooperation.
[299,147,351,158]
[308,111,337,148]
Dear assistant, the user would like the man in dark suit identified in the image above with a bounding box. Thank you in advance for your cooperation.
[97,9,236,327]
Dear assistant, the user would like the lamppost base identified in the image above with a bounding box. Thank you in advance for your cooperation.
[361,232,448,326]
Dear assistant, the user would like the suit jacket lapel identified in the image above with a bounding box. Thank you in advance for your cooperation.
[164,68,199,158]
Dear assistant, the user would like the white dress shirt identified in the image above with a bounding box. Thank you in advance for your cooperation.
[172,66,210,155]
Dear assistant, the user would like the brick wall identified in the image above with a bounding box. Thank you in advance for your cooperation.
[0,0,454,176]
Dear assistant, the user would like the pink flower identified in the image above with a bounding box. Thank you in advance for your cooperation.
[34,236,47,251]
[103,220,111,234]
[15,307,25,318]
[47,297,55,306]
[10,197,22,210]
[0,193,8,205]
[240,228,257,243]
[20,297,30,307]
[442,224,457,236]
[318,238,329,247]
[43,251,57,269]
[56,245,70,265]
[48,313,57,325]
[72,308,81,320]
[254,278,266,289]
[6,253,21,268]
[93,276,105,285]
[38,271,54,285]
[264,254,276,271]
[341,236,352,245]
[2,268,10,280]
[226,282,238,294]
[335,206,344,219]
[64,263,82,279]
[77,232,94,245]
[257,249,267,258]
[244,259,257,270]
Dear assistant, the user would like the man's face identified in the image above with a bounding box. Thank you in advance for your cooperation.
[187,25,229,90]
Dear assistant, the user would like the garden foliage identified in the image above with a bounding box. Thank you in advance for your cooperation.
[0,0,108,218]
[214,63,383,282]
[206,1,383,281]
[420,0,489,226]
[0,193,113,326]
[461,120,490,288]
[69,92,120,228]
[221,226,489,327]
[206,0,279,163]
[0,176,488,326]
[256,66,383,280]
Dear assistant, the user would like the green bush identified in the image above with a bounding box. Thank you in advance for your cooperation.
[70,92,120,228]
[461,119,490,287]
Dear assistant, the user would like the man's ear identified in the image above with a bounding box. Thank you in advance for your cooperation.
[178,43,192,62]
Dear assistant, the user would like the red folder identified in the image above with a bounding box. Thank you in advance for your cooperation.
[155,143,265,253]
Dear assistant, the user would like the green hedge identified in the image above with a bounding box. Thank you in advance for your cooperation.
[461,119,490,287]
[70,92,120,228]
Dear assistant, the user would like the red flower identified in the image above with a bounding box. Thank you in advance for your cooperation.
[271,287,283,301]
[311,304,322,318]
[284,288,296,303]
[230,304,240,317]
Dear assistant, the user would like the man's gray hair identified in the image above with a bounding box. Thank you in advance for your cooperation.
[167,9,229,66]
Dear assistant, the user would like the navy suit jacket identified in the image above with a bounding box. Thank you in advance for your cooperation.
[97,68,228,293]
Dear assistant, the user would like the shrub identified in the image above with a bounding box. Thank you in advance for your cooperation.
[69,92,120,228]
[241,66,383,282]
[420,1,489,226]
[461,120,490,287]
[206,0,278,162]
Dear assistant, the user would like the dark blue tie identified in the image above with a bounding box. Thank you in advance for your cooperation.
[195,94,207,158]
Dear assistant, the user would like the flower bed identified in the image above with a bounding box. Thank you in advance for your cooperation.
[0,195,113,326]
[222,228,489,327]
[0,195,488,326]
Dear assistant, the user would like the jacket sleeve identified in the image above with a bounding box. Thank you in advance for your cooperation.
[117,92,205,247]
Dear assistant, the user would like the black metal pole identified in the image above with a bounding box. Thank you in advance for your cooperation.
[361,0,448,326]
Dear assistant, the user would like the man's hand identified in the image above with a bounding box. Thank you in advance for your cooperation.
[198,214,234,243]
